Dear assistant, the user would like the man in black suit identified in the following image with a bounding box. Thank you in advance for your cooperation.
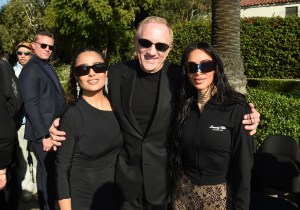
[107,17,180,210]
[19,31,64,210]
[50,16,260,210]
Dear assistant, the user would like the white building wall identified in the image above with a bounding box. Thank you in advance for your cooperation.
[241,3,300,17]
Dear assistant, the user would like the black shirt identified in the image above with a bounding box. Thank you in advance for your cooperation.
[132,67,161,135]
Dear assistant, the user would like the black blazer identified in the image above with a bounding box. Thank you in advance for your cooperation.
[0,86,16,169]
[19,55,65,141]
[108,60,180,204]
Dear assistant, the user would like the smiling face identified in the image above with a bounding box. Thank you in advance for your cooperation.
[74,51,106,96]
[134,22,172,73]
[187,49,215,94]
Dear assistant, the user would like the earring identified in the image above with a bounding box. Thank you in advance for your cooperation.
[76,82,80,98]
[105,77,108,93]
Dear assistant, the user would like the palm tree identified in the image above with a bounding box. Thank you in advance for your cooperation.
[211,0,247,94]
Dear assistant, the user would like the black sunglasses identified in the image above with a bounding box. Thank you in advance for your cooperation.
[138,38,170,52]
[186,61,215,73]
[16,51,31,56]
[35,42,54,51]
[73,63,107,76]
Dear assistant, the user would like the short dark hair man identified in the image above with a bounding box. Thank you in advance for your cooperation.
[19,31,64,210]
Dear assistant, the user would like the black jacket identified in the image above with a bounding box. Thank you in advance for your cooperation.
[108,60,180,204]
[0,59,22,118]
[19,55,65,141]
[0,79,16,169]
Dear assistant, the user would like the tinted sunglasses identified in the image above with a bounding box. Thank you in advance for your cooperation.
[138,38,170,52]
[186,61,215,73]
[73,63,107,76]
[35,42,54,51]
[16,51,31,56]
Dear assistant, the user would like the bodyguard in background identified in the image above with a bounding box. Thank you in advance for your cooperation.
[19,32,65,210]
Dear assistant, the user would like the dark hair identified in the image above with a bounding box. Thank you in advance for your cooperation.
[34,31,55,42]
[166,41,248,193]
[65,46,107,107]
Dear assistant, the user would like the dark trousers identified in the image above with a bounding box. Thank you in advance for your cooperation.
[31,141,58,210]
[0,165,20,210]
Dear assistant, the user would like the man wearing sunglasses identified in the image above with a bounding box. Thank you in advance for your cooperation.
[19,32,64,210]
[13,41,38,202]
[50,16,260,210]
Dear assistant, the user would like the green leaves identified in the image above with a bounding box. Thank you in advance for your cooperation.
[241,17,300,79]
[46,0,157,62]
[0,0,46,53]
[247,80,300,145]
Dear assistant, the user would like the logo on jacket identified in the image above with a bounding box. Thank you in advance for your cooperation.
[209,125,226,131]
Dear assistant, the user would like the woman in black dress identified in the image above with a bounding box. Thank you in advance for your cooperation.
[167,42,254,210]
[55,47,123,210]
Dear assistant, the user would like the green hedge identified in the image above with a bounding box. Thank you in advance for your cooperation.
[168,17,300,79]
[56,17,300,80]
[248,78,300,97]
[168,20,211,64]
[241,17,300,79]
[247,80,300,145]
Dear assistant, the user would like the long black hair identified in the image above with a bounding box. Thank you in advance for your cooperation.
[65,46,107,107]
[166,41,248,193]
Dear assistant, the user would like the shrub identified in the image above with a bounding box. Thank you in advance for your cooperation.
[247,85,300,146]
[53,63,70,91]
[168,17,300,79]
[241,17,300,79]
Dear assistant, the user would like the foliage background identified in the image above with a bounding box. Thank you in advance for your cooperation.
[247,79,300,144]
[0,0,299,144]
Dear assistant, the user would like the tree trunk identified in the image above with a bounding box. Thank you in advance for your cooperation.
[211,0,247,94]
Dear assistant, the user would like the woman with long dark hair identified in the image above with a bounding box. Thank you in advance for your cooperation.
[55,47,123,210]
[167,42,254,210]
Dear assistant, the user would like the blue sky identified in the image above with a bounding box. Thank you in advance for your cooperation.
[0,0,8,8]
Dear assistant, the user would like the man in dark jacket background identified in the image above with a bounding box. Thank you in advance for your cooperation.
[19,31,64,210]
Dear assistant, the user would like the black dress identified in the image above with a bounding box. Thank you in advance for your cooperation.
[55,97,123,210]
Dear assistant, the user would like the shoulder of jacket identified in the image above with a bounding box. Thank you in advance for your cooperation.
[108,60,138,77]
[110,60,137,70]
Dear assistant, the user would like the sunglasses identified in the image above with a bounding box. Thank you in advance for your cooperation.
[16,51,31,56]
[138,38,170,52]
[35,42,54,51]
[73,63,107,76]
[186,61,215,73]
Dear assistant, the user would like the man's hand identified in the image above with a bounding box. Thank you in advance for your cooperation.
[243,103,260,135]
[0,171,7,191]
[42,137,54,152]
[49,118,66,151]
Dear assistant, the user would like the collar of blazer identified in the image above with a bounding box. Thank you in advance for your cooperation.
[32,55,63,96]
